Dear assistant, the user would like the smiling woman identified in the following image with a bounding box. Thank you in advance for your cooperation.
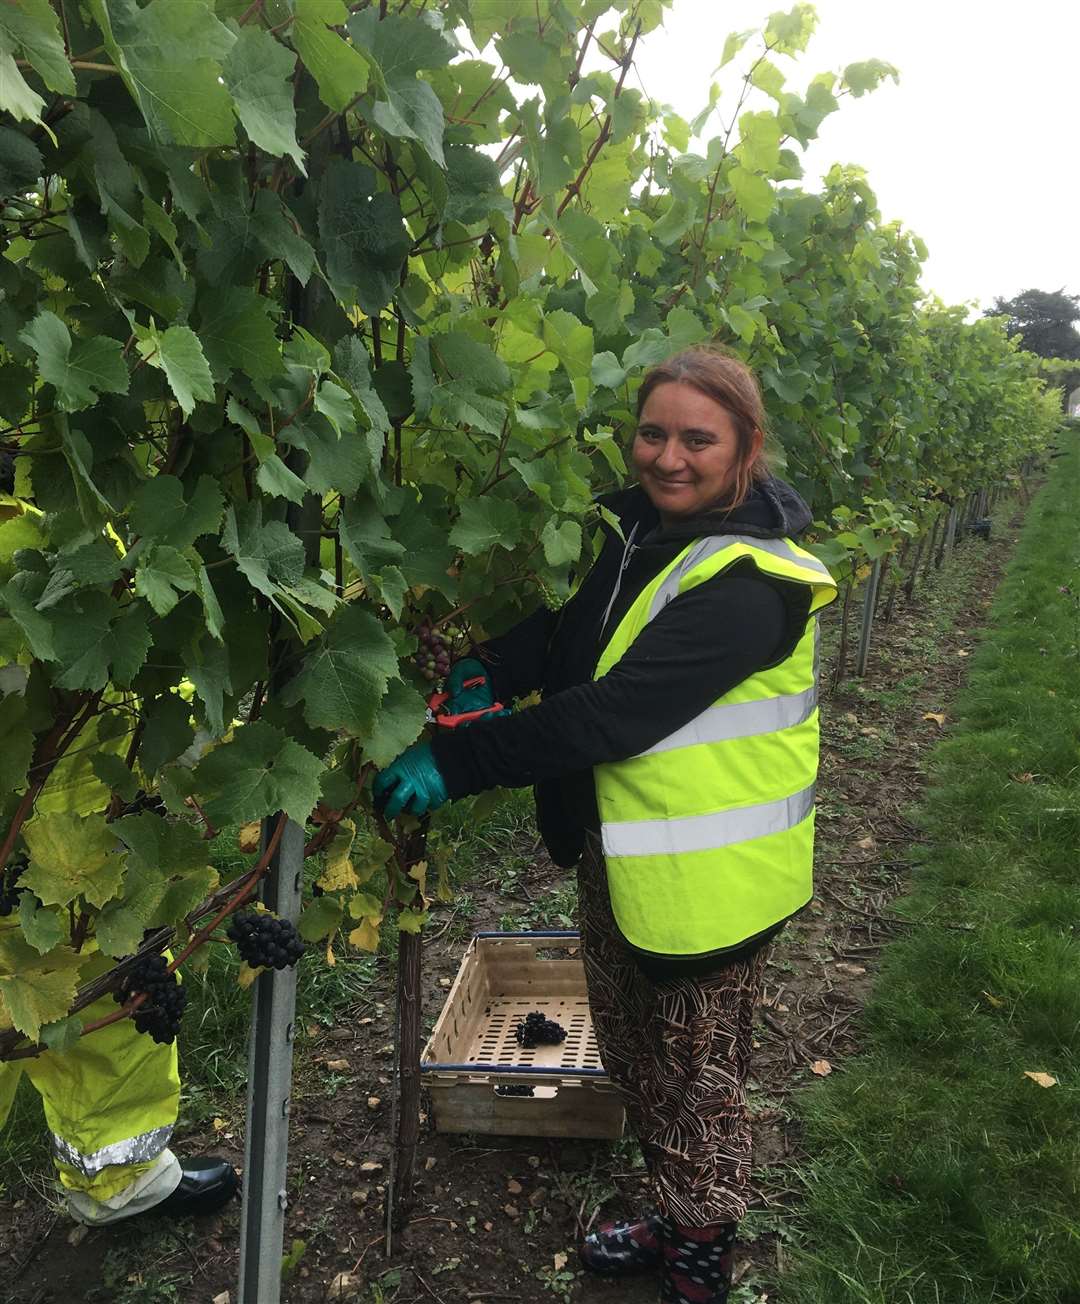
[632,349,771,523]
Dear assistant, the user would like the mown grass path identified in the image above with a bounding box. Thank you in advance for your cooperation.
[782,434,1080,1304]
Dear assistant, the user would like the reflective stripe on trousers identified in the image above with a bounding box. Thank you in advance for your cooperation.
[602,783,816,858]
[51,1122,175,1177]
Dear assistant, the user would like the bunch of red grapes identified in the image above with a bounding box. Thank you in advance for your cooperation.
[413,617,451,682]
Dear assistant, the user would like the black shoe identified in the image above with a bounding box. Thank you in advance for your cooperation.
[155,1156,239,1218]
[580,1212,664,1276]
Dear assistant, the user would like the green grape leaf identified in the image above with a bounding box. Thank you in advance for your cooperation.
[449,498,523,556]
[136,324,215,418]
[256,455,308,504]
[293,0,370,113]
[222,500,306,605]
[90,752,140,803]
[541,518,582,566]
[542,310,594,410]
[39,1013,85,1053]
[0,0,75,95]
[397,908,428,934]
[0,124,44,195]
[18,312,129,412]
[113,813,218,927]
[332,335,391,435]
[283,605,399,736]
[0,936,85,1042]
[362,678,427,769]
[0,691,33,795]
[141,694,195,777]
[22,812,126,910]
[729,165,776,222]
[130,475,224,551]
[50,592,152,691]
[198,288,282,381]
[0,47,46,126]
[434,332,511,394]
[134,544,200,617]
[89,0,236,147]
[298,894,344,943]
[339,497,406,578]
[225,25,305,172]
[17,893,65,955]
[193,721,325,826]
[318,160,410,315]
[371,80,445,168]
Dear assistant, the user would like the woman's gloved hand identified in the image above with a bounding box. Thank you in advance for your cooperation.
[444,657,499,717]
[372,742,449,820]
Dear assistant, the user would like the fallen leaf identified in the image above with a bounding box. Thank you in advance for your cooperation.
[810,1059,833,1077]
[324,1058,350,1073]
[855,835,877,851]
[425,1156,437,1171]
[504,1202,520,1218]
[922,712,946,726]
[238,821,261,853]
[834,963,867,976]
[1011,772,1035,784]
[956,648,969,657]
[438,976,452,988]
[775,1002,790,1013]
[359,1160,384,1175]
[982,991,1005,1008]
[212,1294,230,1304]
[212,1116,227,1132]
[367,1095,381,1110]
[553,1252,568,1270]
[350,1188,369,1207]
[326,1272,361,1300]
[1024,1071,1057,1088]
[507,1178,523,1195]
[484,1220,494,1231]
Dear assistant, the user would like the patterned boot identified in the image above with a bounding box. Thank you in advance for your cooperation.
[580,1211,665,1275]
[660,1219,737,1303]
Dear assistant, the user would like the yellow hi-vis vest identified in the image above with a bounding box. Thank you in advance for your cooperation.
[592,533,838,957]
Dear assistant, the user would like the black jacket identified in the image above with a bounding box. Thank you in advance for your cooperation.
[432,476,816,884]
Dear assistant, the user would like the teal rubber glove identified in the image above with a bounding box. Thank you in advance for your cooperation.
[372,742,449,820]
[445,657,497,716]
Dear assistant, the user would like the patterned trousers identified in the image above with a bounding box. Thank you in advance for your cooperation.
[577,836,769,1227]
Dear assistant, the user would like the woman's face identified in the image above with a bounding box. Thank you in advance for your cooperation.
[632,381,748,521]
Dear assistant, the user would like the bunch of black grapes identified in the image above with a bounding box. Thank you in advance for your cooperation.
[226,912,306,970]
[412,617,451,683]
[118,789,168,818]
[112,953,187,1044]
[0,854,28,917]
[515,1010,567,1049]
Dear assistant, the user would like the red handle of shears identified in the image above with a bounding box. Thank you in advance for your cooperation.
[426,676,505,728]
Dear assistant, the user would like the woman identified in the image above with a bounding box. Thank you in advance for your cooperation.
[374,346,837,1304]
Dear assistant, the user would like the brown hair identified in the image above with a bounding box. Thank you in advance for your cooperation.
[635,345,770,510]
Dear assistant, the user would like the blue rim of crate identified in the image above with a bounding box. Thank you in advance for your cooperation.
[424,929,601,1077]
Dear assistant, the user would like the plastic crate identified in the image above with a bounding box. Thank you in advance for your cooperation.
[421,931,625,1139]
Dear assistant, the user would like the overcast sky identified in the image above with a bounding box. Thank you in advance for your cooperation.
[632,0,1078,312]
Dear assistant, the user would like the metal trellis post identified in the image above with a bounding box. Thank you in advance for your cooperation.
[238,816,305,1304]
[855,558,883,677]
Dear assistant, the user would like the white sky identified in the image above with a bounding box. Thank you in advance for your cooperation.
[632,0,1079,312]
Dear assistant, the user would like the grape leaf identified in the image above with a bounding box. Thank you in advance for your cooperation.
[134,544,199,617]
[0,691,33,795]
[0,125,43,196]
[283,605,399,736]
[293,0,370,113]
[89,0,237,148]
[90,753,139,803]
[130,475,224,551]
[17,893,65,955]
[0,0,75,95]
[136,324,214,418]
[141,694,195,777]
[0,935,85,1042]
[362,678,426,769]
[224,26,305,172]
[193,721,325,826]
[299,894,344,942]
[22,811,125,909]
[0,45,46,126]
[50,592,152,691]
[39,1013,84,1052]
[449,498,522,556]
[541,518,582,566]
[18,312,129,412]
[318,160,410,315]
[197,287,282,381]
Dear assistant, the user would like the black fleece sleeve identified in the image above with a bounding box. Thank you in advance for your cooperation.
[468,605,558,705]
[431,574,799,799]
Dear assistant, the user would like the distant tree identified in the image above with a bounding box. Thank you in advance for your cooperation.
[986,288,1080,360]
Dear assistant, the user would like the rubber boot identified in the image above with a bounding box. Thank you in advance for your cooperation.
[580,1211,664,1275]
[660,1219,737,1303]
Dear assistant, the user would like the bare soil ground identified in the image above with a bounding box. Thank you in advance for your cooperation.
[1,498,1028,1304]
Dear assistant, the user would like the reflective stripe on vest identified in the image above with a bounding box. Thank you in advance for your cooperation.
[602,782,816,857]
[51,1123,174,1177]
[593,533,837,956]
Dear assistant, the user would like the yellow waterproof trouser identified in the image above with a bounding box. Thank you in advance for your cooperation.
[0,992,180,1202]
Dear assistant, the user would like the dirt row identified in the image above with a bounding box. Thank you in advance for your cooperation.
[3,497,1028,1304]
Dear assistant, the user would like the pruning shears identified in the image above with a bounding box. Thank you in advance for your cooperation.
[425,675,507,728]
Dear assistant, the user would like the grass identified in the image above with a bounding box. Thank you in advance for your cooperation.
[781,436,1080,1304]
